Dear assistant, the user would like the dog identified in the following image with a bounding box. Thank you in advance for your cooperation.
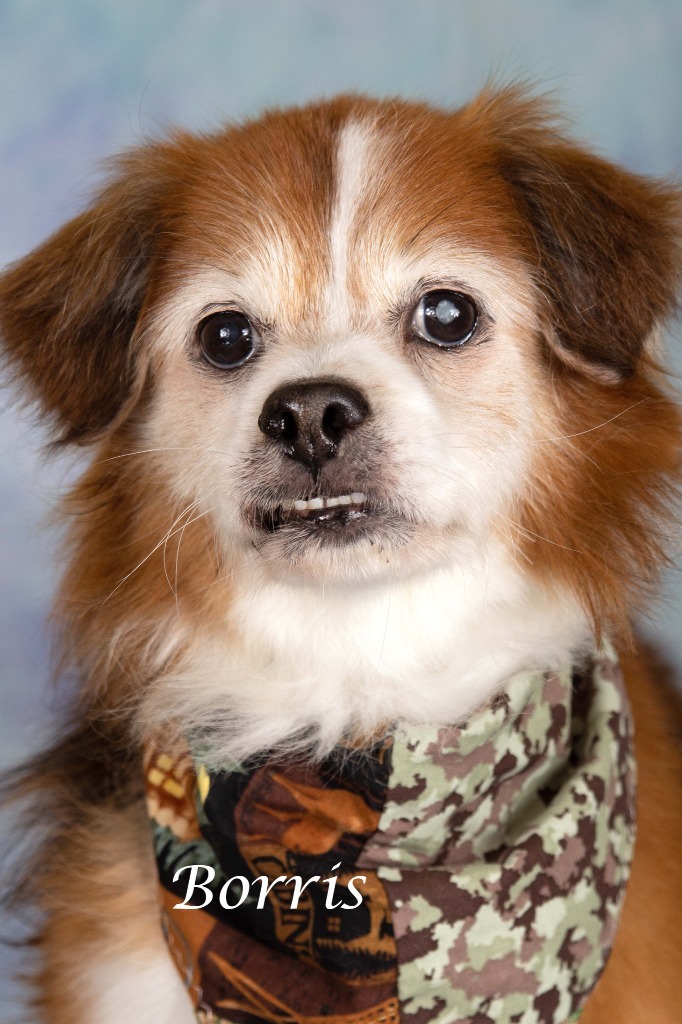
[1,85,681,1024]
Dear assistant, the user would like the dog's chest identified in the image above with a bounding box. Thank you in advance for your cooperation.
[144,647,634,1024]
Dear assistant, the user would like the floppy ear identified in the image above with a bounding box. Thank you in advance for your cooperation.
[484,90,681,380]
[0,144,179,443]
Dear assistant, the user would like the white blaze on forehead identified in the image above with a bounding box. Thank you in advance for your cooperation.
[327,119,377,324]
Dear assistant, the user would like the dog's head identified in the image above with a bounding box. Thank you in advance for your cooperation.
[1,87,680,643]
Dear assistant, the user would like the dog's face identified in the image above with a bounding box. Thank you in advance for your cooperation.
[143,114,544,585]
[1,89,680,718]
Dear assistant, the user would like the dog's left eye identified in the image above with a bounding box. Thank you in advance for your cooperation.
[198,311,258,368]
[410,290,478,348]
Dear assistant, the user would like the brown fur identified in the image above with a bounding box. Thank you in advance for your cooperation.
[1,86,681,1021]
[519,366,682,639]
[32,804,163,1022]
[582,647,682,1024]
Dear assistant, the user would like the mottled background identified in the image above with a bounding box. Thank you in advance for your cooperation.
[1,0,681,1016]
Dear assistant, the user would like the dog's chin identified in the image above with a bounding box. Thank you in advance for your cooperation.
[242,496,434,583]
[241,499,471,585]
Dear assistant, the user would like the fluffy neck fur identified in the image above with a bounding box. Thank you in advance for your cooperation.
[135,541,590,766]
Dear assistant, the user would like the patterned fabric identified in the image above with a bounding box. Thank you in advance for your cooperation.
[144,644,635,1024]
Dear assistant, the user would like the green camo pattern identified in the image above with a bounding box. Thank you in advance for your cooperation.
[358,643,635,1024]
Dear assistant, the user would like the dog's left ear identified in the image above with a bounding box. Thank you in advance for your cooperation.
[484,90,681,381]
[0,142,182,444]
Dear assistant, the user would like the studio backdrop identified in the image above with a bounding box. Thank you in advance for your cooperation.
[1,1,681,1015]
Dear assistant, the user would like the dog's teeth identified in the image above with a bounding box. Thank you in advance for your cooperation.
[281,492,368,513]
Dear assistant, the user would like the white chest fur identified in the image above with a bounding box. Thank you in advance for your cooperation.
[141,544,590,765]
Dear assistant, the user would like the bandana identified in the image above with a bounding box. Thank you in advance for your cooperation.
[144,643,635,1024]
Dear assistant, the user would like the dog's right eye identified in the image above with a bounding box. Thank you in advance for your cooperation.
[198,311,258,368]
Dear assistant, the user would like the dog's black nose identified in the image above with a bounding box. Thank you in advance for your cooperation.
[258,378,370,471]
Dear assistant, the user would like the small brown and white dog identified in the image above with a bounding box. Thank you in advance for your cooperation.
[1,86,681,1023]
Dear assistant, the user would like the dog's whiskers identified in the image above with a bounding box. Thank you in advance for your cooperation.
[160,499,216,606]
[424,399,651,449]
[102,499,210,605]
[96,445,232,465]
[161,498,201,599]
[497,513,582,554]
[172,505,216,610]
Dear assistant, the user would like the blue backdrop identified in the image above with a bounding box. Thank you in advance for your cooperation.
[1,2,681,1016]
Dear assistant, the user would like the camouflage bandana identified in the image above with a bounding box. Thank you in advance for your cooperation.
[144,643,635,1024]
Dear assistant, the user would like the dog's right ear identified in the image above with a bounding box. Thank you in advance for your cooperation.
[0,143,183,444]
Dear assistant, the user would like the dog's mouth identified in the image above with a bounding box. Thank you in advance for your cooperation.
[252,491,371,533]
